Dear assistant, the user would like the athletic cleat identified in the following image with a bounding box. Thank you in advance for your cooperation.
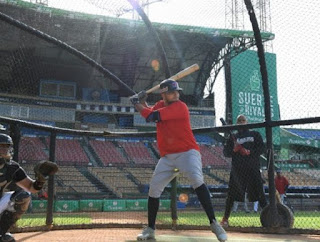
[211,220,228,242]
[137,226,155,240]
[220,217,229,228]
[0,233,15,242]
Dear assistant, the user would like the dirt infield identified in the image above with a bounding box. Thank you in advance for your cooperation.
[13,228,320,242]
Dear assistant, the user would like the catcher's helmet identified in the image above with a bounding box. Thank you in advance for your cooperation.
[0,133,13,146]
[159,79,182,93]
[0,133,13,164]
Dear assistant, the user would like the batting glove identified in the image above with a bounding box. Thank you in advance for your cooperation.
[233,143,242,153]
[137,90,148,103]
[129,94,140,105]
[239,146,251,156]
[129,91,148,105]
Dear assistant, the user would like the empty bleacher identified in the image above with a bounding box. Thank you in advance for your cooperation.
[88,167,140,198]
[208,168,230,184]
[47,138,89,165]
[295,169,320,182]
[56,166,99,193]
[119,141,156,165]
[287,169,320,186]
[261,169,319,187]
[58,139,89,165]
[151,142,160,156]
[125,167,154,185]
[89,140,128,166]
[199,145,220,166]
[199,144,229,167]
[18,136,48,163]
[209,146,230,166]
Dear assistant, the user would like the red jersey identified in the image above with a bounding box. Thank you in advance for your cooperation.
[275,175,289,194]
[140,100,199,157]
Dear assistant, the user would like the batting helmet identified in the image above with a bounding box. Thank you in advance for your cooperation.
[159,79,182,93]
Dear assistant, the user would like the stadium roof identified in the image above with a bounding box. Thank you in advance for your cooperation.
[0,0,274,104]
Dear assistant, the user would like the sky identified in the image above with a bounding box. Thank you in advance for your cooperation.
[24,0,320,129]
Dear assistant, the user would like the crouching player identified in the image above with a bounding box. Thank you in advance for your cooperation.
[0,133,58,242]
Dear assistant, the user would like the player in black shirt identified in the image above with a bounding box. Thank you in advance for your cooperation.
[0,133,57,242]
[220,115,267,227]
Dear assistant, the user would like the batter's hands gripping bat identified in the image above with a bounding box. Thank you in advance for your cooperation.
[146,63,199,94]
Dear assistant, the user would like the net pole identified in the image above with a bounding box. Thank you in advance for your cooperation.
[170,177,178,228]
[46,131,56,227]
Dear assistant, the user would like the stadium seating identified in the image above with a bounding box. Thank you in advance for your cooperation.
[199,145,218,166]
[45,138,89,165]
[54,139,89,165]
[125,167,154,185]
[151,142,160,155]
[289,169,320,186]
[21,165,99,194]
[118,141,157,165]
[261,169,320,187]
[88,167,140,198]
[89,140,128,165]
[208,168,230,183]
[56,166,99,193]
[296,169,320,181]
[199,145,229,167]
[18,136,48,163]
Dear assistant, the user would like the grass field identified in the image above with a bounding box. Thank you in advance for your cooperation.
[17,211,320,230]
[159,211,320,229]
[17,213,92,227]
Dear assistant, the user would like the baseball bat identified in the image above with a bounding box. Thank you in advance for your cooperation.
[220,117,228,126]
[146,63,199,94]
[220,118,236,140]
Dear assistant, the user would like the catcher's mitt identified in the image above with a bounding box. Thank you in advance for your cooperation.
[34,160,58,183]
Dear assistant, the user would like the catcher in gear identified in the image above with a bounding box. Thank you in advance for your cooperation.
[0,133,58,242]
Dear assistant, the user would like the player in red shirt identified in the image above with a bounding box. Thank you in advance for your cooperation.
[275,169,289,204]
[130,79,227,242]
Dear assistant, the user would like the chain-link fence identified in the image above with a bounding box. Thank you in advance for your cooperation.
[0,0,319,234]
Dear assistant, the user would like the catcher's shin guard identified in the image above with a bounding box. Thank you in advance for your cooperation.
[0,232,15,242]
[0,211,15,236]
[11,190,31,215]
[0,191,31,236]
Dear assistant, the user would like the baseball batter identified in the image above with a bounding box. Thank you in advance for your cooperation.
[130,79,227,242]
[0,133,58,242]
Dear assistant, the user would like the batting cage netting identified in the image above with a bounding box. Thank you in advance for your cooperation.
[0,0,319,235]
